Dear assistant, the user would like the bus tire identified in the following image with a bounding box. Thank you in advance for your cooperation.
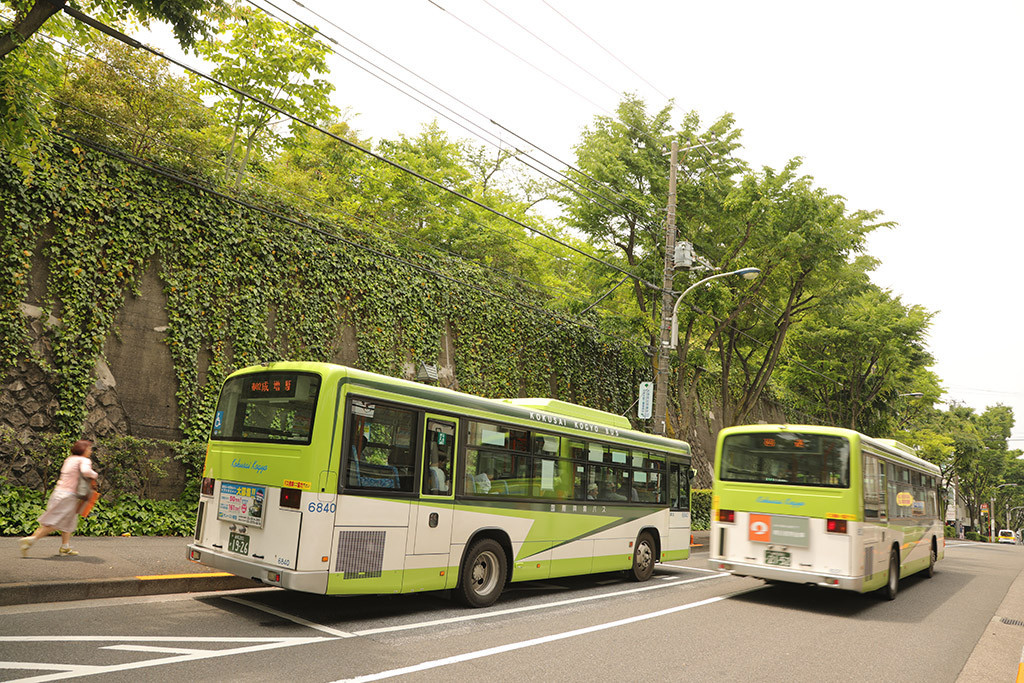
[926,539,937,578]
[883,548,899,600]
[458,538,507,608]
[629,531,656,582]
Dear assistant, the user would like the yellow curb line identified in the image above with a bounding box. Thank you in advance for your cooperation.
[135,572,234,580]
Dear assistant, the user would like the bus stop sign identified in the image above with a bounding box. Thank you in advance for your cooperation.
[638,381,653,419]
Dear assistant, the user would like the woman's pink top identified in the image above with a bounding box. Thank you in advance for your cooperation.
[55,455,98,492]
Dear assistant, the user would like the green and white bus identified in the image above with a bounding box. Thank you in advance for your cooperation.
[187,362,694,607]
[709,424,943,600]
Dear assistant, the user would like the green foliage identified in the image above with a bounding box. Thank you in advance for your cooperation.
[55,36,221,177]
[965,531,986,542]
[92,435,167,498]
[691,488,711,531]
[1,0,220,175]
[944,524,956,538]
[0,485,197,536]
[194,3,338,188]
[779,284,937,435]
[1,139,647,446]
[0,484,46,535]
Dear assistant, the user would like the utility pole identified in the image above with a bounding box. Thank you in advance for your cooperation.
[652,140,678,436]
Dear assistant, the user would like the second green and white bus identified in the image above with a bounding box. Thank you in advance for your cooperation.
[187,362,694,607]
[709,424,943,599]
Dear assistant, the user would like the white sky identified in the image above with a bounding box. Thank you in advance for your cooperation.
[149,1,1024,444]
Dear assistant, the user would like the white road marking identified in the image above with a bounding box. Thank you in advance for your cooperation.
[336,592,742,682]
[222,596,356,638]
[101,645,211,655]
[351,572,729,637]
[0,568,730,680]
[664,564,720,573]
[0,636,334,682]
[0,663,103,674]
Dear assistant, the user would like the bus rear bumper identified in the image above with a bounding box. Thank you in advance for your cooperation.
[187,544,328,594]
[709,558,862,591]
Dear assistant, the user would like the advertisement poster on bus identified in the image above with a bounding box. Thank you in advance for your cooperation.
[217,482,266,527]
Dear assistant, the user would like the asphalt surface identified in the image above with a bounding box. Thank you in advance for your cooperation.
[3,532,1022,681]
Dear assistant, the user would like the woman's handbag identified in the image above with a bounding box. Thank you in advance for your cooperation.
[75,473,92,499]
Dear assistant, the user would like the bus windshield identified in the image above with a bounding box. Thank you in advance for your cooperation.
[720,432,850,488]
[211,372,320,444]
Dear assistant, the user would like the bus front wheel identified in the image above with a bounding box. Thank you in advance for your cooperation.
[458,538,507,608]
[883,548,899,600]
[926,540,937,578]
[629,531,656,582]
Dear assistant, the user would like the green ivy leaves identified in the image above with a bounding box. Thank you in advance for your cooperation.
[1,142,649,445]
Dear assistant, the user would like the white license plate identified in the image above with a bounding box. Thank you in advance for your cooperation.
[765,549,790,567]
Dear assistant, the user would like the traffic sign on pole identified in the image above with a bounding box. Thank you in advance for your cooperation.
[638,381,654,419]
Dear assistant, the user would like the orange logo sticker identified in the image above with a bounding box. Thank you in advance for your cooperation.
[749,513,772,542]
[896,491,914,507]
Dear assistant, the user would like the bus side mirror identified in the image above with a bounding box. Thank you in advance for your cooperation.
[687,468,695,480]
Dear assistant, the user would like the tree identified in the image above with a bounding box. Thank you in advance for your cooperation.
[1,0,219,172]
[944,403,1017,531]
[54,36,219,175]
[673,160,889,429]
[193,4,338,189]
[0,0,217,58]
[777,283,937,435]
[560,94,743,316]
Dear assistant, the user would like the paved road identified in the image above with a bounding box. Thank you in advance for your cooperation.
[1,541,1021,682]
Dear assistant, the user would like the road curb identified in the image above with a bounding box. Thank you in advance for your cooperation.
[0,574,257,607]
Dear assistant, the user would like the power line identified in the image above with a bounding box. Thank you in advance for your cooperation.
[55,2,659,293]
[50,129,653,355]
[480,0,623,100]
[40,26,639,313]
[248,0,667,239]
[36,80,592,306]
[539,0,670,102]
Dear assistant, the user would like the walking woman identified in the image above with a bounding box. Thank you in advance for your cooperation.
[20,439,98,557]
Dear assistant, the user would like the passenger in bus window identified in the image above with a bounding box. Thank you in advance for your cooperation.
[587,483,598,500]
[430,454,449,493]
[474,470,492,494]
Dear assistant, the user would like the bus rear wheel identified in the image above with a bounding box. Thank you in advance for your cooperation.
[883,548,899,600]
[458,538,507,608]
[629,531,656,582]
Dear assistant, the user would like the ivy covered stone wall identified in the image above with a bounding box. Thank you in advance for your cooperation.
[1,145,666,495]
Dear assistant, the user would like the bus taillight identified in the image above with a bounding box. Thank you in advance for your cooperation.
[201,477,215,496]
[826,519,847,534]
[718,509,736,523]
[280,487,302,509]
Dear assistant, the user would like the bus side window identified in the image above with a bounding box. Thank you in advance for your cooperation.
[344,399,416,493]
[863,454,880,519]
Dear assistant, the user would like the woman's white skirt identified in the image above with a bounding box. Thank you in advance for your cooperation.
[38,489,81,533]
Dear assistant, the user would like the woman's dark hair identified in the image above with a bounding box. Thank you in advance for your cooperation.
[70,439,93,456]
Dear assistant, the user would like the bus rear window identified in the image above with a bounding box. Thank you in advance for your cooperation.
[720,432,850,488]
[212,372,321,444]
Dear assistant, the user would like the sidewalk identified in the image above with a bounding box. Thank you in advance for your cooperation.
[0,535,253,606]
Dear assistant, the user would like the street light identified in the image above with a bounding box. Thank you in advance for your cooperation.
[665,267,761,350]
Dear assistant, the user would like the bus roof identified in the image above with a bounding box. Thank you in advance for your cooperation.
[227,362,690,454]
[718,423,940,475]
